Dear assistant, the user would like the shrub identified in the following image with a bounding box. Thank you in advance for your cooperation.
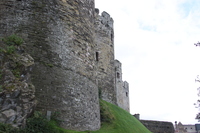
[23,112,64,133]
[6,45,16,54]
[2,34,23,46]
[0,112,64,133]
[0,123,19,133]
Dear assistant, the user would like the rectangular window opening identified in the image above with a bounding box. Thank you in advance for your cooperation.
[96,52,99,61]
[117,72,120,78]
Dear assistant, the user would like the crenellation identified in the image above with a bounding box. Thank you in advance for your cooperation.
[95,9,114,45]
[101,11,114,29]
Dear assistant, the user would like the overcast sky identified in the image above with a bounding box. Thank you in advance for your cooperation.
[95,0,200,124]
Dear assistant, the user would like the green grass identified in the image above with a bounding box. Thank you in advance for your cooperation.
[63,100,152,133]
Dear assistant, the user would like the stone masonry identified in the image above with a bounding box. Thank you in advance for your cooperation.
[94,9,116,105]
[0,0,130,131]
[140,120,175,133]
[115,60,129,112]
[0,39,36,128]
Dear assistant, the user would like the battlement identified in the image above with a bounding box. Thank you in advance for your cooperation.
[95,9,114,29]
[95,8,114,47]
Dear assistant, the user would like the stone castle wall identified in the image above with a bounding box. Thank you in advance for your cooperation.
[115,60,129,112]
[0,40,36,128]
[0,0,129,131]
[140,120,175,133]
[123,81,130,111]
[0,0,100,131]
[94,9,117,105]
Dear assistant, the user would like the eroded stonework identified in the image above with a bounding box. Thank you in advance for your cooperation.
[140,120,175,133]
[115,60,130,112]
[0,0,129,131]
[95,10,116,105]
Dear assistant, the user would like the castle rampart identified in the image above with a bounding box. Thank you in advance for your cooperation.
[140,120,175,133]
[94,9,116,104]
[0,0,129,131]
[115,60,129,112]
[0,0,100,131]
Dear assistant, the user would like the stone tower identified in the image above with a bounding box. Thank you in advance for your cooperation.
[0,0,100,131]
[94,9,117,105]
[115,60,130,112]
[0,0,130,131]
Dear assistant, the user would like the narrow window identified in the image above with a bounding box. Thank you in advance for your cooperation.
[96,52,99,61]
[117,72,120,78]
[126,92,128,97]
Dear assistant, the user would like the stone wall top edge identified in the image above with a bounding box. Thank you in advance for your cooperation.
[114,59,121,64]
[95,8,113,21]
[123,81,129,84]
[140,120,174,124]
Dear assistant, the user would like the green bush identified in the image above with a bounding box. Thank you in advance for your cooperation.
[2,34,23,46]
[0,35,24,54]
[0,123,19,133]
[23,112,64,133]
[6,45,16,54]
[0,112,64,133]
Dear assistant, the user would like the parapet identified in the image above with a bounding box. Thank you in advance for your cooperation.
[123,81,129,91]
[95,9,114,29]
[140,120,175,133]
[114,60,122,68]
[95,8,114,45]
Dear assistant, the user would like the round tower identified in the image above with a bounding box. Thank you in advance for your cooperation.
[94,10,117,104]
[0,0,100,131]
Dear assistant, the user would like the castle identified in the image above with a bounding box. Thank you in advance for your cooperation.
[0,0,129,131]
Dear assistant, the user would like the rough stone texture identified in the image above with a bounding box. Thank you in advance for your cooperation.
[115,60,129,112]
[140,120,175,133]
[175,122,198,133]
[0,41,36,128]
[0,0,100,131]
[0,0,130,131]
[123,81,129,112]
[0,84,36,128]
[94,9,116,105]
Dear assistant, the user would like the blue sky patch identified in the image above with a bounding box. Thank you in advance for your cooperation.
[179,0,198,17]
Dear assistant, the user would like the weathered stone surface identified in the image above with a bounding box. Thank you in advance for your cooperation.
[2,69,15,84]
[0,0,100,131]
[140,120,175,133]
[115,60,129,112]
[95,10,116,105]
[0,0,130,131]
[0,82,36,127]
[0,36,36,128]
[12,54,34,67]
[2,109,16,119]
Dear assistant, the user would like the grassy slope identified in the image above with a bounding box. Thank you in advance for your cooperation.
[63,100,152,133]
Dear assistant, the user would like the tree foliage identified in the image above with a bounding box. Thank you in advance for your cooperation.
[195,75,200,121]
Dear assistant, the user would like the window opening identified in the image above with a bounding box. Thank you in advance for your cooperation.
[117,72,120,78]
[96,52,99,61]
